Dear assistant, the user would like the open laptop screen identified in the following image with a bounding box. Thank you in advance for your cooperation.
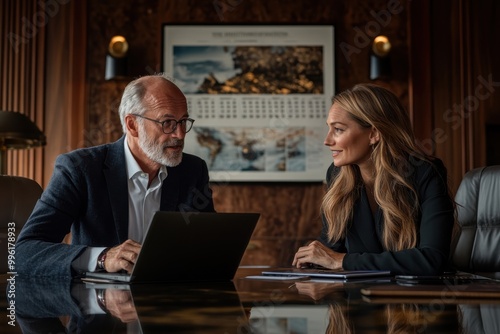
[84,212,260,283]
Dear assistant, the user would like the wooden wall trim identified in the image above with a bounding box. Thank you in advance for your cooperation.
[408,0,433,149]
[459,0,472,172]
[43,0,87,187]
[68,1,88,153]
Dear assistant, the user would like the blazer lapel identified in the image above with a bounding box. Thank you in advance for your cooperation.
[103,136,129,243]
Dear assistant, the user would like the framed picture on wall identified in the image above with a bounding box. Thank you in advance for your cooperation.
[162,24,335,182]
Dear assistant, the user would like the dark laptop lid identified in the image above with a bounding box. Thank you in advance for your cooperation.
[86,212,260,283]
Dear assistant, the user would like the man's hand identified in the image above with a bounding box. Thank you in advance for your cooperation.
[104,239,141,273]
[101,289,138,323]
[292,240,345,270]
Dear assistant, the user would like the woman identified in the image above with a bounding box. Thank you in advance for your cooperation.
[292,83,454,275]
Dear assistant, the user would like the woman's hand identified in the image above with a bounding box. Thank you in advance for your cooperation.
[292,240,345,269]
[294,281,344,300]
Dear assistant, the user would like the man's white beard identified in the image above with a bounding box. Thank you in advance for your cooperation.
[138,127,183,167]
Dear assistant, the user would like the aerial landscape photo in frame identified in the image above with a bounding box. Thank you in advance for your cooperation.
[163,25,335,182]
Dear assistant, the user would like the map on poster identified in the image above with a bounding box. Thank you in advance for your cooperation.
[163,25,334,181]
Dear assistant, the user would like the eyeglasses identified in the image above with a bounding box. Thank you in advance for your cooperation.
[131,114,194,134]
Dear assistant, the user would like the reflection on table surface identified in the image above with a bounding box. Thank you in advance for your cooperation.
[1,268,500,333]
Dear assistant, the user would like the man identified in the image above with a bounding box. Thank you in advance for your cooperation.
[16,74,215,277]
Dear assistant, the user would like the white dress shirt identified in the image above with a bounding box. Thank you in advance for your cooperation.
[125,139,167,243]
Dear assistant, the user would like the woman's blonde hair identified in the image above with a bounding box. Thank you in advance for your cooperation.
[385,304,424,334]
[322,83,429,251]
[326,303,353,334]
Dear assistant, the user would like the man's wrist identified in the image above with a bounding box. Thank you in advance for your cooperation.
[97,248,110,271]
[96,289,107,312]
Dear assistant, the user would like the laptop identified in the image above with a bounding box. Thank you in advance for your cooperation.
[261,268,391,280]
[84,211,260,283]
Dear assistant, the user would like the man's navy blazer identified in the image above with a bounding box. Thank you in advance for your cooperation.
[16,136,215,277]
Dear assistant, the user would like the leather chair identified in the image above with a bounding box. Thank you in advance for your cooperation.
[451,165,500,277]
[0,175,43,273]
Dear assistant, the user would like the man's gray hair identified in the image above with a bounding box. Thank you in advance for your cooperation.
[118,73,176,133]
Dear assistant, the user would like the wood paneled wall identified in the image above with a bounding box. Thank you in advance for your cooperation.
[0,0,45,183]
[0,0,87,186]
[409,0,500,192]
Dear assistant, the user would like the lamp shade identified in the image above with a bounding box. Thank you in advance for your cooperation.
[0,110,46,149]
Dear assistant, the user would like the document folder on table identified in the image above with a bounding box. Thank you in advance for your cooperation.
[262,268,391,280]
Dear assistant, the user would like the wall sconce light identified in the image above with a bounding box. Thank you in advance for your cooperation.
[105,35,129,80]
[0,110,47,175]
[370,35,391,80]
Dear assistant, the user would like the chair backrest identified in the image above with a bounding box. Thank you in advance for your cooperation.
[451,165,500,274]
[0,175,43,273]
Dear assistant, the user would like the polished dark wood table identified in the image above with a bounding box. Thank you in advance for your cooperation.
[1,268,499,333]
